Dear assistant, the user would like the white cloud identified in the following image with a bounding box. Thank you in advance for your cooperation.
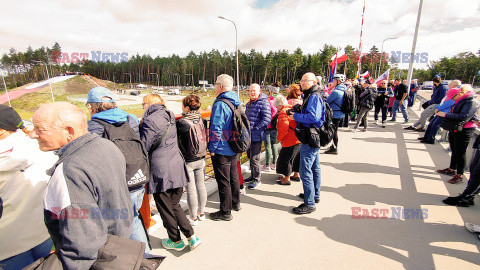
[0,0,479,70]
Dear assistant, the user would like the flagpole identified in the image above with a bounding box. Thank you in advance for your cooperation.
[406,0,424,94]
[355,0,366,78]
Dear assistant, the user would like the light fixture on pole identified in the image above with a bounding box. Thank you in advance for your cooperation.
[186,73,195,94]
[31,60,55,102]
[218,16,240,96]
[376,37,397,78]
[150,73,159,92]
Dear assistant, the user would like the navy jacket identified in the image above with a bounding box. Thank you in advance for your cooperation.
[140,104,189,193]
[246,93,272,142]
[445,94,477,122]
[208,91,242,156]
[429,83,448,105]
[294,85,325,128]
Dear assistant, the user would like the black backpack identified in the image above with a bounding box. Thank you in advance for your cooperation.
[318,101,336,147]
[340,89,355,114]
[218,99,251,153]
[267,112,279,130]
[181,117,208,159]
[93,119,149,189]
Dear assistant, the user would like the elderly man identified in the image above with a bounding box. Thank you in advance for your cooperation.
[291,72,324,214]
[30,102,133,269]
[405,77,450,131]
[208,74,242,221]
[245,83,271,189]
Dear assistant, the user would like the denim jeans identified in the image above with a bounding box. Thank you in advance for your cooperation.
[424,115,443,141]
[129,187,150,253]
[186,159,207,219]
[391,99,408,121]
[264,130,278,166]
[299,144,321,207]
[0,238,53,270]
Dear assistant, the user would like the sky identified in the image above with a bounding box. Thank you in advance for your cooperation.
[1,0,479,70]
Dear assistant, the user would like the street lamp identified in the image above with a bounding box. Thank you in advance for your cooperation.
[1,72,11,106]
[150,73,159,92]
[218,16,240,96]
[32,60,55,102]
[186,73,195,94]
[125,73,132,90]
[376,37,397,78]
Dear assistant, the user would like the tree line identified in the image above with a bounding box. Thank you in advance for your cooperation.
[1,42,479,89]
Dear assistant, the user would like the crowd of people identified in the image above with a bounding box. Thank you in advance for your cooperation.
[1,71,480,269]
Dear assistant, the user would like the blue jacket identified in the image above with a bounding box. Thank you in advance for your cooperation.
[436,99,455,113]
[208,91,241,156]
[294,86,325,128]
[429,83,448,105]
[88,108,140,136]
[246,93,272,142]
[326,84,346,119]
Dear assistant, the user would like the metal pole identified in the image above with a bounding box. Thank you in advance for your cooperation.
[406,0,424,94]
[113,72,116,91]
[1,74,11,107]
[218,16,240,96]
[355,0,366,78]
[125,73,132,90]
[186,74,194,94]
[376,37,397,78]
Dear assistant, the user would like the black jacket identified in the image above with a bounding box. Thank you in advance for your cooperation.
[445,94,478,123]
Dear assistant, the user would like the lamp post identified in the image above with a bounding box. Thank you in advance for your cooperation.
[1,72,11,106]
[125,73,132,90]
[32,60,55,102]
[150,73,159,92]
[218,16,240,96]
[376,37,397,78]
[186,73,195,94]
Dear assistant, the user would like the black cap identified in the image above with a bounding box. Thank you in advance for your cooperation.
[0,105,25,131]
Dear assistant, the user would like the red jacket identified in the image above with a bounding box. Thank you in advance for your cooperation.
[277,105,300,147]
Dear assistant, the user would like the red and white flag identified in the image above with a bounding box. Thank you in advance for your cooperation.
[360,71,369,78]
[374,69,390,84]
[330,49,349,66]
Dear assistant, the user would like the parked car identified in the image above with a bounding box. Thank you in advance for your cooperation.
[168,88,180,95]
[421,81,433,90]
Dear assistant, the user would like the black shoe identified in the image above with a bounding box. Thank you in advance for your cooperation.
[404,126,416,130]
[292,203,316,214]
[298,193,320,203]
[418,137,426,140]
[420,139,435,144]
[443,196,463,206]
[232,204,242,211]
[457,197,475,207]
[209,211,233,221]
[324,148,338,155]
[244,177,253,183]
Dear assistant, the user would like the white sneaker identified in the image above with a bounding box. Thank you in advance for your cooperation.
[197,213,206,221]
[270,164,276,171]
[261,165,272,172]
[465,223,480,234]
[349,128,357,133]
[187,215,198,226]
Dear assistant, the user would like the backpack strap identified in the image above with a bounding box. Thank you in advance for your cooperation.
[148,115,174,156]
[219,98,236,111]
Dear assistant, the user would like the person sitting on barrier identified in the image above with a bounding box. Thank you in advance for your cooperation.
[435,84,478,184]
[274,95,301,185]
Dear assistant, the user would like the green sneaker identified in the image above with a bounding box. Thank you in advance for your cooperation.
[189,235,202,250]
[162,238,186,251]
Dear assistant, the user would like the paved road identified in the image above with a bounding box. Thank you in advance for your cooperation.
[148,104,480,269]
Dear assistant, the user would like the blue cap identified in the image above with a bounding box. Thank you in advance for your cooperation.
[87,87,115,103]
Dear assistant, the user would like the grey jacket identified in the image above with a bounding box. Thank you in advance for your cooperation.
[44,133,133,270]
[140,104,189,193]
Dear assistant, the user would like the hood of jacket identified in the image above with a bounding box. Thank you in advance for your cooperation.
[91,108,130,124]
[215,90,241,107]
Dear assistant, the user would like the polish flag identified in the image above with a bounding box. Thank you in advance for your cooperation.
[374,69,390,84]
[330,49,349,66]
[360,71,369,78]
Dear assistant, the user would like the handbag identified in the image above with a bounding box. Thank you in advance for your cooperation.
[440,118,465,132]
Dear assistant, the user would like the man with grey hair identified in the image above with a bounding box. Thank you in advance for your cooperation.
[30,102,133,269]
[208,74,242,221]
[290,72,324,214]
[245,83,271,189]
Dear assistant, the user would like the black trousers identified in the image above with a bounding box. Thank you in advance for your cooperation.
[461,150,480,197]
[449,128,475,175]
[276,143,301,176]
[331,118,342,149]
[247,141,262,181]
[153,187,194,242]
[212,153,240,215]
[374,105,388,123]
